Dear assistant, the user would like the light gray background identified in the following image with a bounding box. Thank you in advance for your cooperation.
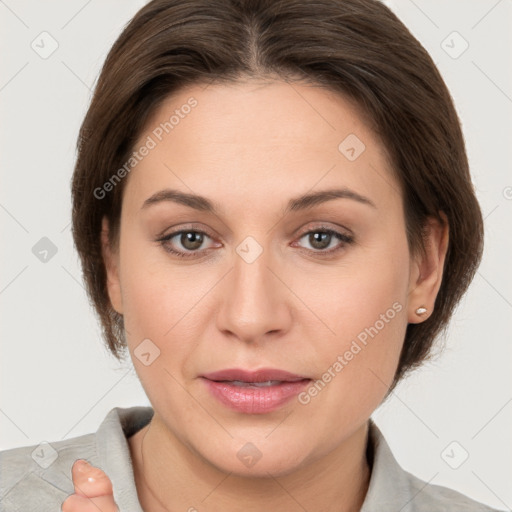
[1,0,511,510]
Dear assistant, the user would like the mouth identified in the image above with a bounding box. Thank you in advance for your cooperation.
[218,380,289,387]
[200,368,312,414]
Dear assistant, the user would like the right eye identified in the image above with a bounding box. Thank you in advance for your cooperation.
[157,229,220,258]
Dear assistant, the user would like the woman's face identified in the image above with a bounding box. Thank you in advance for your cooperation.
[103,79,441,476]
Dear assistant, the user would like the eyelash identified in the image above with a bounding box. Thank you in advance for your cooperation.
[156,226,354,259]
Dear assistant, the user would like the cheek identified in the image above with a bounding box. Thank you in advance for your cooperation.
[118,226,189,332]
[295,234,410,413]
[117,238,218,373]
[120,267,173,341]
[309,231,410,346]
[118,255,201,412]
[115,233,179,352]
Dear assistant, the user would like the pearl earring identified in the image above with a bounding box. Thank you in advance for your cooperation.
[415,306,427,316]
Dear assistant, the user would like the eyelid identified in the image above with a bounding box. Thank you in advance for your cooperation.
[156,222,217,240]
[295,221,354,239]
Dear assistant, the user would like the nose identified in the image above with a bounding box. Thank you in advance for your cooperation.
[215,243,293,345]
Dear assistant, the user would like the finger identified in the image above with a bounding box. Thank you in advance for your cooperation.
[61,493,119,512]
[71,459,114,498]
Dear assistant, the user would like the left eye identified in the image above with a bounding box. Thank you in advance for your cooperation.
[296,229,353,252]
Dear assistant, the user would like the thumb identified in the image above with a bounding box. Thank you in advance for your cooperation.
[71,459,114,498]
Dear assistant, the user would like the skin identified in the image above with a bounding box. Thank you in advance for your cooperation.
[62,460,118,511]
[67,79,448,512]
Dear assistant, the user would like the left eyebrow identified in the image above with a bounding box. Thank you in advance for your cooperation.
[284,188,377,213]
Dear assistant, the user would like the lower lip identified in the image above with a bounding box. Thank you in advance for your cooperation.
[202,378,311,414]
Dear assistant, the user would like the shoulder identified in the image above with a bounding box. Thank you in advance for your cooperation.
[363,420,505,512]
[0,406,152,512]
[0,432,98,511]
[403,467,502,512]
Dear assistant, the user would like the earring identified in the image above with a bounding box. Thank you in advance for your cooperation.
[415,306,428,316]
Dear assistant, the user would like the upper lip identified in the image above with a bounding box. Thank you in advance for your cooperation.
[201,368,310,383]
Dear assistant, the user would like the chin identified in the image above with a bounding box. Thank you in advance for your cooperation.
[202,440,311,478]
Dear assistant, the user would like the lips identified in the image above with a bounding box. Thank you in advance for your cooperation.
[202,368,308,383]
[201,368,311,414]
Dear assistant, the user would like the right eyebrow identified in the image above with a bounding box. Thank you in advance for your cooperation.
[141,189,218,213]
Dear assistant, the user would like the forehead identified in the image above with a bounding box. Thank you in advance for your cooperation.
[124,79,399,215]
[140,79,379,151]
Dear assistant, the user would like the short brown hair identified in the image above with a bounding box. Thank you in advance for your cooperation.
[71,0,483,389]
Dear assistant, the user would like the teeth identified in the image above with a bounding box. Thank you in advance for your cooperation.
[228,380,282,387]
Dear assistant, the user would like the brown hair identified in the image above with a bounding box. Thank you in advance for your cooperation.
[71,0,483,389]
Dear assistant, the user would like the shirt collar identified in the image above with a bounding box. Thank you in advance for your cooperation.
[361,418,418,511]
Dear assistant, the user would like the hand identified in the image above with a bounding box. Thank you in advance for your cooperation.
[61,459,120,511]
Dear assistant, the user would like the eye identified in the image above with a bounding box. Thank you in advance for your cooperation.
[157,225,354,259]
[157,229,219,258]
[294,227,354,255]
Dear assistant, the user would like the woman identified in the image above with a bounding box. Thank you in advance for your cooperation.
[0,0,502,511]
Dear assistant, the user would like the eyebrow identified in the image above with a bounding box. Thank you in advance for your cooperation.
[141,187,376,213]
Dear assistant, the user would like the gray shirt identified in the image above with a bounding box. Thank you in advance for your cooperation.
[0,406,501,511]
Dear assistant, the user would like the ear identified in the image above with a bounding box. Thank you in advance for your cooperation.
[407,213,449,323]
[101,216,123,314]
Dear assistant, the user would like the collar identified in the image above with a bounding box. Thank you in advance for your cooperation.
[96,407,450,512]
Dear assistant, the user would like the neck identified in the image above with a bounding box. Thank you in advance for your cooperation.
[129,415,371,512]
